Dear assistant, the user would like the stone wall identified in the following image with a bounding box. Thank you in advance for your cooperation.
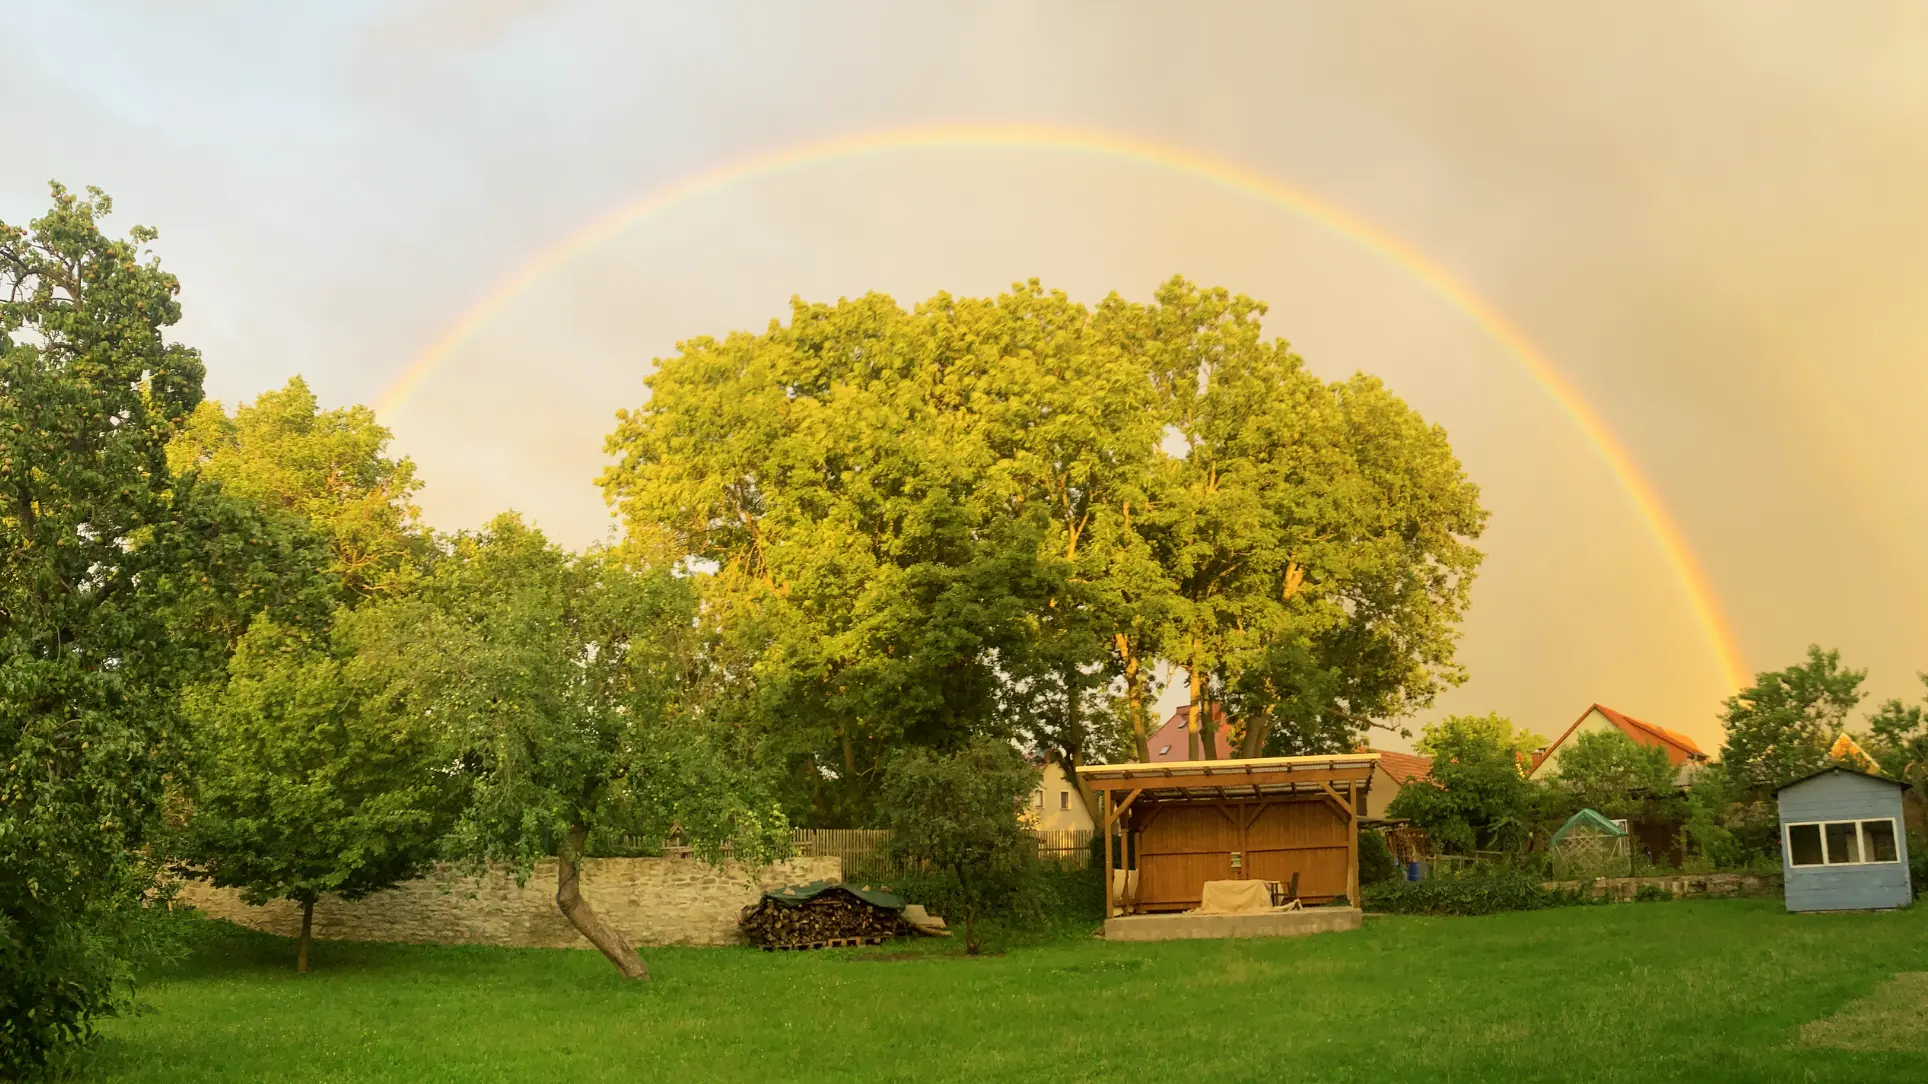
[1539,872,1782,902]
[172,856,841,949]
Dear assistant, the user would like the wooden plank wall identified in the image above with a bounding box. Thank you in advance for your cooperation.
[1131,798,1349,911]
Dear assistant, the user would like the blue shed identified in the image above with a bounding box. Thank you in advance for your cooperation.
[1775,767,1913,912]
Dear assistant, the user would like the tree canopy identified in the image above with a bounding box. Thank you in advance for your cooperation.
[363,515,791,979]
[1717,646,1866,793]
[1387,714,1542,855]
[602,277,1486,824]
[1,185,206,1075]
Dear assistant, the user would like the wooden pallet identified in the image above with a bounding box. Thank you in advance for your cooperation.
[757,935,889,952]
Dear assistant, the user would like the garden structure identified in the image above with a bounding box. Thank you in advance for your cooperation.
[1548,808,1632,879]
[1776,767,1913,912]
[1077,754,1376,941]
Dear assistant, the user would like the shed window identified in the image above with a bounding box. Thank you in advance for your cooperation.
[1785,818,1902,867]
[1864,819,1899,863]
[1788,824,1824,867]
[1824,822,1861,864]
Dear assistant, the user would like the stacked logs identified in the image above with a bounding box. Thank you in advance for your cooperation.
[739,887,908,950]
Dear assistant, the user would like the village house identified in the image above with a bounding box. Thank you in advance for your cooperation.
[1528,703,1710,785]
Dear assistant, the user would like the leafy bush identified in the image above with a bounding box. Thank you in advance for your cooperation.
[1911,833,1927,899]
[1363,870,1594,916]
[878,739,1043,953]
[1360,830,1401,885]
[1632,883,1676,903]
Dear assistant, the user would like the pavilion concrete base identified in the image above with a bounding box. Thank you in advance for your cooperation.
[1102,906,1362,942]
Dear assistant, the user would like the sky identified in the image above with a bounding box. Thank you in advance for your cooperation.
[5,1,1926,753]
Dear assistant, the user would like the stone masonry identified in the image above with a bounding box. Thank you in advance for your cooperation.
[171,856,841,949]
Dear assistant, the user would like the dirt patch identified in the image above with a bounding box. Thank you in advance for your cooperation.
[1801,972,1928,1052]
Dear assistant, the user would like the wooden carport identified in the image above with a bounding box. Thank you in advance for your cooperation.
[1078,754,1378,916]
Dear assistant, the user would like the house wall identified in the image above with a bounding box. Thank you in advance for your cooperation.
[1365,765,1402,818]
[1030,761,1096,832]
[1778,773,1913,912]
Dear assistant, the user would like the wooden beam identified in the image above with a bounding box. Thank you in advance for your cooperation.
[1319,782,1355,816]
[1346,780,1360,908]
[1080,767,1375,794]
[1104,788,1145,828]
[1102,789,1114,920]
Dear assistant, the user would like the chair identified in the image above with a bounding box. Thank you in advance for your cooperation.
[1268,872,1301,907]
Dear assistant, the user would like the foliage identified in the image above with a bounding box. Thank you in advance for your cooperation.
[1361,868,1588,916]
[1387,714,1541,854]
[1631,883,1676,903]
[362,515,790,978]
[1911,833,1927,900]
[602,278,1487,822]
[1718,646,1866,793]
[1865,674,1928,789]
[173,613,464,971]
[1359,828,1401,885]
[167,377,427,601]
[0,185,207,1076]
[878,738,1043,953]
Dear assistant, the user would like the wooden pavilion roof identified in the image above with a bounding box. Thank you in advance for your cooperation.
[1075,753,1378,801]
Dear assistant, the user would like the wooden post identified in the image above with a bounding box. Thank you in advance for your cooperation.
[1347,780,1360,908]
[1102,789,1114,922]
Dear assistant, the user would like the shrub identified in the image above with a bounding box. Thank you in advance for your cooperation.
[1363,870,1594,916]
[878,739,1043,953]
[1911,833,1927,899]
[1360,830,1401,885]
[1632,883,1676,903]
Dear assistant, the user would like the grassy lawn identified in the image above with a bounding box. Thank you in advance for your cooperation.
[86,900,1927,1083]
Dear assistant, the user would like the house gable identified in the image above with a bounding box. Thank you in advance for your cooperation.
[1529,704,1708,780]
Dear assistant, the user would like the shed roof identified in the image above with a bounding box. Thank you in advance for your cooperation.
[1773,765,1911,794]
[1075,753,1377,800]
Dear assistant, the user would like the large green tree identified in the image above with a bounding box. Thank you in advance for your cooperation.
[168,376,426,601]
[602,278,1486,822]
[1865,674,1928,787]
[0,186,206,1075]
[1717,646,1866,793]
[165,377,438,973]
[369,515,790,980]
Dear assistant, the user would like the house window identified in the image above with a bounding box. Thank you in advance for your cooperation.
[1033,790,1044,808]
[1785,819,1901,867]
[1059,791,1070,810]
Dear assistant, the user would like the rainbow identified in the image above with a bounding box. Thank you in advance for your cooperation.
[376,122,1747,692]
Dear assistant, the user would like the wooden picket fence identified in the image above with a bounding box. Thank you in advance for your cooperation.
[791,828,1095,880]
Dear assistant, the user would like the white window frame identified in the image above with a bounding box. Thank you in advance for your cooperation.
[1783,818,1902,867]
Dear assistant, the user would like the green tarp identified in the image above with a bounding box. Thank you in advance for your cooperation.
[1548,808,1628,849]
[758,879,906,912]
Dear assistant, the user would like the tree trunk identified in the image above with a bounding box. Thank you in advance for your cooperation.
[297,897,314,974]
[1115,633,1150,762]
[1186,644,1203,761]
[557,826,651,981]
[1068,749,1103,827]
[1239,706,1273,759]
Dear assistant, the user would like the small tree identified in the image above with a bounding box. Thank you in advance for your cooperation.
[1387,714,1542,856]
[879,739,1042,954]
[1718,646,1865,793]
[1549,730,1681,821]
[178,614,462,973]
[372,515,789,980]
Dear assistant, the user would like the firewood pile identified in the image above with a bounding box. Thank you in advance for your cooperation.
[739,882,912,951]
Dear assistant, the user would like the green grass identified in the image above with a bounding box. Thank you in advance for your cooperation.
[85,900,1928,1083]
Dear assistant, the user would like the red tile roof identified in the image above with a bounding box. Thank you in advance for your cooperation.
[1148,705,1230,761]
[1535,704,1708,770]
[1371,749,1434,785]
